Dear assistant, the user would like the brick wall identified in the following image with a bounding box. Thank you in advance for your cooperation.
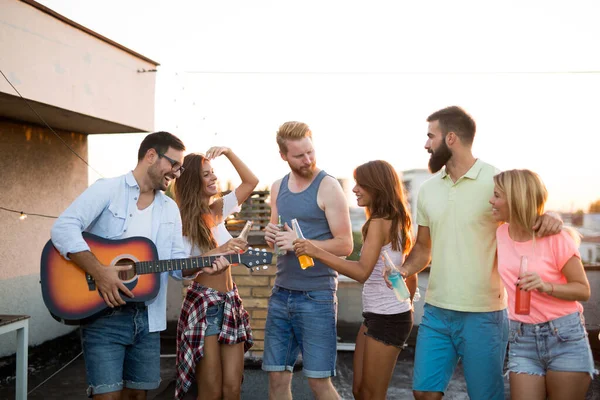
[231,248,276,358]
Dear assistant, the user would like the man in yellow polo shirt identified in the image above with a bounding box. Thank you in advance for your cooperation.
[401,106,562,400]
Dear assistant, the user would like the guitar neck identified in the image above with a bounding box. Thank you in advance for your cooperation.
[135,253,242,274]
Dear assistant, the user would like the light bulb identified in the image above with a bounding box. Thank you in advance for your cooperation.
[19,212,27,221]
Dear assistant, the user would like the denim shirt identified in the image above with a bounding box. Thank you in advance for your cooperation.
[51,171,186,332]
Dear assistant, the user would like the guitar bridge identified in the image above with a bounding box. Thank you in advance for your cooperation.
[85,273,96,291]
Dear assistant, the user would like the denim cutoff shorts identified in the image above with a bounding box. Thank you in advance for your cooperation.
[363,310,413,349]
[507,312,597,377]
[262,286,338,378]
[80,303,160,397]
[205,302,225,337]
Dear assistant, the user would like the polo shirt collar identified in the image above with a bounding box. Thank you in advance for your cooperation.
[440,159,483,181]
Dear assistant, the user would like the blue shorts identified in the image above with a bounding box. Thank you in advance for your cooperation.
[205,302,225,337]
[262,286,338,378]
[413,304,508,399]
[80,304,160,397]
[507,312,597,378]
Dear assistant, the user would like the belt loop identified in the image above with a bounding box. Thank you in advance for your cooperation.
[549,319,557,335]
[517,321,523,335]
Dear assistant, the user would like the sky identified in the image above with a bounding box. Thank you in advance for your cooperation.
[38,0,600,212]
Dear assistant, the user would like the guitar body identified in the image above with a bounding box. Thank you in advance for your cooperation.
[41,233,160,324]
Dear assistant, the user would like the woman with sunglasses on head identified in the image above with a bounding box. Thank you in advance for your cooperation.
[294,160,417,400]
[490,169,595,400]
[173,146,259,400]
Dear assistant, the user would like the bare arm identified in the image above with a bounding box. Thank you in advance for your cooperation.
[218,147,259,204]
[400,225,432,277]
[405,274,418,301]
[519,256,590,301]
[313,176,353,257]
[533,211,563,237]
[294,219,388,283]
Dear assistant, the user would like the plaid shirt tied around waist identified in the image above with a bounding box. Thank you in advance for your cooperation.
[176,282,253,399]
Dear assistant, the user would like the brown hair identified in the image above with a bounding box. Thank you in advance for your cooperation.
[427,106,476,145]
[173,153,217,252]
[276,121,312,154]
[137,131,185,161]
[354,160,413,254]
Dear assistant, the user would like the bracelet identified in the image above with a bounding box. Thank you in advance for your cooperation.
[549,283,554,296]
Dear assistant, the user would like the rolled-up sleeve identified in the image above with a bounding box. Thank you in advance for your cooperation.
[50,179,111,259]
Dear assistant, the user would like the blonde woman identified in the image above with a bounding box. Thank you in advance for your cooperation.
[490,169,595,400]
[174,147,258,400]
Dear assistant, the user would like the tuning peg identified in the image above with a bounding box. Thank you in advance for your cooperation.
[262,265,268,270]
[255,267,260,271]
[248,246,254,251]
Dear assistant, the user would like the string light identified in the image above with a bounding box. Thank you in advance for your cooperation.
[0,206,57,220]
[0,68,104,179]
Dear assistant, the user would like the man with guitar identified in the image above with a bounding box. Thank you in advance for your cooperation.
[50,131,229,399]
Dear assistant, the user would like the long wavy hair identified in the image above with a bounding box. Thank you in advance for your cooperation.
[354,160,413,254]
[173,153,217,252]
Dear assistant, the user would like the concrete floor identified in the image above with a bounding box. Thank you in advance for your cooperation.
[1,329,600,399]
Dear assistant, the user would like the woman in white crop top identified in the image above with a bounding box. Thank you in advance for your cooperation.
[294,160,416,400]
[173,146,258,399]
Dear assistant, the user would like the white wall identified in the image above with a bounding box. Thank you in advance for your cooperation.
[0,0,156,131]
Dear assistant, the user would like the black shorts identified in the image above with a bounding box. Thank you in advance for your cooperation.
[362,310,413,348]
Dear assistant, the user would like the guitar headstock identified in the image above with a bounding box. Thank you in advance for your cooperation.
[239,248,273,270]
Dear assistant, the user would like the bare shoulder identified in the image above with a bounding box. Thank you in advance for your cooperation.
[364,218,390,243]
[318,175,343,195]
[270,178,283,201]
[369,218,391,229]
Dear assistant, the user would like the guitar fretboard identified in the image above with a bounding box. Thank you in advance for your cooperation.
[136,254,241,274]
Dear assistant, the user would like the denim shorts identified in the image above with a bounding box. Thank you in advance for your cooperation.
[205,302,225,337]
[413,304,508,400]
[363,310,413,348]
[262,286,338,378]
[507,312,597,377]
[80,303,160,397]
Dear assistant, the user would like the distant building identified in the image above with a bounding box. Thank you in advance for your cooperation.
[583,213,600,231]
[400,169,432,233]
[581,237,600,265]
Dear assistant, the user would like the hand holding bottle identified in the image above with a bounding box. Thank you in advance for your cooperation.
[291,219,315,269]
[274,223,296,252]
[382,251,410,301]
[515,256,531,315]
[293,238,319,259]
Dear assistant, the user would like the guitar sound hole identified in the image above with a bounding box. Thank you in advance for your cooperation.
[115,258,137,281]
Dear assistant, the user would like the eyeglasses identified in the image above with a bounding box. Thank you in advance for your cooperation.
[157,152,185,174]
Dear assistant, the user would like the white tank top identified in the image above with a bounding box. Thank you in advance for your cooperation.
[362,242,412,315]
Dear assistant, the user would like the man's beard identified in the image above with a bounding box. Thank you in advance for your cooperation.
[148,164,171,191]
[428,141,452,173]
[290,162,316,179]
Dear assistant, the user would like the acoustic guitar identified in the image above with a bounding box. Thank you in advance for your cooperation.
[40,232,273,324]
